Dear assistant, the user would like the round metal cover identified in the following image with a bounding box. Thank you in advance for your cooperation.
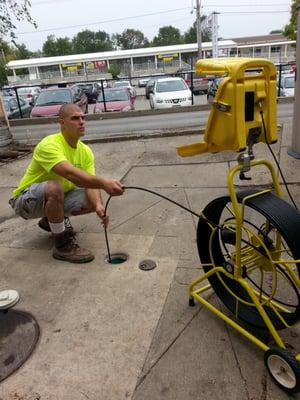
[0,309,39,382]
[138,259,157,271]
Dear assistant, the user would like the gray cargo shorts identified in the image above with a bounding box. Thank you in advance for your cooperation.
[9,182,88,220]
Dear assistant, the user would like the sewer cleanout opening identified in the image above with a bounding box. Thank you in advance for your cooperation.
[105,254,157,271]
[105,253,128,264]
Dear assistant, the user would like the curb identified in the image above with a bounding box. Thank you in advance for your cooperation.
[9,96,293,127]
[82,128,205,144]
[9,104,209,126]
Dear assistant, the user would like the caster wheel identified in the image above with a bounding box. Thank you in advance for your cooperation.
[189,298,195,307]
[264,347,300,393]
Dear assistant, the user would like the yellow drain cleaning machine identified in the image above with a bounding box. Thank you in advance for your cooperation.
[177,58,300,393]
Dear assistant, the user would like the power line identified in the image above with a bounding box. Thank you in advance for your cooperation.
[16,5,290,36]
[203,3,290,6]
[221,10,288,14]
[16,7,191,35]
[32,0,72,4]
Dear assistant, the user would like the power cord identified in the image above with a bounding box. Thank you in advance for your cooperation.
[260,110,298,210]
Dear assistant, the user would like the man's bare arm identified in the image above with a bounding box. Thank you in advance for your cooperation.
[52,161,124,195]
[86,188,109,226]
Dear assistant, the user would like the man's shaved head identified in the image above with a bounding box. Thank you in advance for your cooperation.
[59,104,82,119]
[58,103,86,142]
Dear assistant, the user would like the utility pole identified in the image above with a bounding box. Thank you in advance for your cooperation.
[211,12,219,58]
[196,0,202,59]
[288,5,300,159]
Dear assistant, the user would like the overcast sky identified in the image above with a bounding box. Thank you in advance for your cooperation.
[10,0,293,51]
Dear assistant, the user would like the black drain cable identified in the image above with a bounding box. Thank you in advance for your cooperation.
[260,110,298,210]
[103,186,203,263]
[103,186,278,263]
[103,186,299,311]
[103,112,299,262]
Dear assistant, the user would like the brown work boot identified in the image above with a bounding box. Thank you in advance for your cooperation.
[38,216,75,235]
[53,230,94,263]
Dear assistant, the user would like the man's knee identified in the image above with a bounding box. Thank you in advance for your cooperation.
[45,181,64,203]
[70,200,95,216]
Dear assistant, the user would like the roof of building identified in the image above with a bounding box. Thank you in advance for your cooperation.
[230,33,287,45]
[6,41,237,69]
[6,35,295,70]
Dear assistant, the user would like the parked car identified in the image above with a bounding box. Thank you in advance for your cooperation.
[1,86,15,97]
[278,73,295,97]
[138,77,151,87]
[113,80,136,98]
[189,76,209,94]
[16,86,41,103]
[177,70,209,94]
[145,75,170,99]
[145,79,156,99]
[94,88,135,112]
[3,96,33,119]
[30,85,88,117]
[149,77,192,110]
[207,77,224,104]
[77,82,101,103]
[276,62,296,75]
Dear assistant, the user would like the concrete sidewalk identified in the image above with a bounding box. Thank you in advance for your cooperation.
[0,123,300,400]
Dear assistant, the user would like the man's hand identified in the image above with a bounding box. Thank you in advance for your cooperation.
[102,179,124,196]
[95,204,109,227]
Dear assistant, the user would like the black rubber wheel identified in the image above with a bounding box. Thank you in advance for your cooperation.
[197,190,300,330]
[265,347,300,393]
[189,298,195,307]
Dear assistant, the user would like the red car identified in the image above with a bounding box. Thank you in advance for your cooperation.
[30,85,88,117]
[93,88,135,113]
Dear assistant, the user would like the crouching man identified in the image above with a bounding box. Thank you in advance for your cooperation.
[9,104,124,263]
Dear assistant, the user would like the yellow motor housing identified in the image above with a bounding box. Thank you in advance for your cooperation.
[177,58,278,157]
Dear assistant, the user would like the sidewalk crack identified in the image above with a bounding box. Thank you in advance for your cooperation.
[134,307,202,390]
[223,313,252,400]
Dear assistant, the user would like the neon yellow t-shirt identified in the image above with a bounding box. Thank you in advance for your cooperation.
[13,132,95,197]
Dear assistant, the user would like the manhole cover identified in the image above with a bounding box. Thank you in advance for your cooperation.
[0,309,39,382]
[138,259,157,271]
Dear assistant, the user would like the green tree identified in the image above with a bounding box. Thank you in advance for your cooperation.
[0,0,37,39]
[42,35,73,57]
[12,41,33,59]
[183,19,212,44]
[152,26,183,46]
[72,30,113,54]
[0,60,8,87]
[55,37,73,55]
[107,62,121,78]
[42,35,59,57]
[0,38,15,86]
[283,0,300,41]
[113,29,149,50]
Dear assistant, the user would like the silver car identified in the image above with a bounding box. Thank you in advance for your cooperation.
[16,86,41,103]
